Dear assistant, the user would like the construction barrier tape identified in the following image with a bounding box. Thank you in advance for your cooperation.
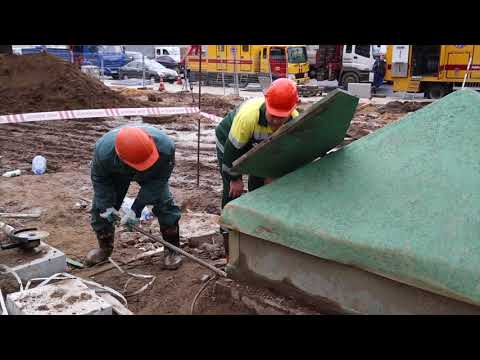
[200,112,223,122]
[0,106,202,125]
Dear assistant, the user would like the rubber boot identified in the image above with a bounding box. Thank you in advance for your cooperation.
[85,229,114,267]
[160,223,183,270]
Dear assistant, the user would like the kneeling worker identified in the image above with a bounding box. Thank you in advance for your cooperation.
[215,78,300,255]
[86,125,182,269]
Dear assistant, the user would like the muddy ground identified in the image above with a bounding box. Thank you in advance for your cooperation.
[0,87,427,314]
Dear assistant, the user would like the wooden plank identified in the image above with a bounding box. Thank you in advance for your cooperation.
[0,212,41,219]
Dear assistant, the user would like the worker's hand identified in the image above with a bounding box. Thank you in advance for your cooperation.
[264,177,274,185]
[229,178,244,199]
[100,207,118,224]
[120,209,140,231]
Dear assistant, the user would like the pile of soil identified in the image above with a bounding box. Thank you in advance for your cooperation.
[377,101,429,114]
[340,101,431,147]
[0,53,149,115]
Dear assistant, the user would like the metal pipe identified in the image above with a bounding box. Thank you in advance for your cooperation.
[131,224,227,278]
[142,53,145,88]
[462,56,473,89]
[197,46,202,187]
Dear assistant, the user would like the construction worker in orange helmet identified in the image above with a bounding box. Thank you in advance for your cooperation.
[86,125,183,270]
[215,78,300,256]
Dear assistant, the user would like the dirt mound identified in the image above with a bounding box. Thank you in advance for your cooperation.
[378,101,428,114]
[0,53,149,115]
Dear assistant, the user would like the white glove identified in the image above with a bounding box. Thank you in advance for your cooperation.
[120,209,139,229]
[100,207,117,223]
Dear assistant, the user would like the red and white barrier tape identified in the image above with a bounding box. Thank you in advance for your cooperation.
[199,112,223,122]
[0,106,202,125]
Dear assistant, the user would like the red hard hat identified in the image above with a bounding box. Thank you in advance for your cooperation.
[265,78,299,118]
[115,127,159,171]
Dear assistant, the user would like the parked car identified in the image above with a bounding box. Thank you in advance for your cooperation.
[155,55,178,71]
[118,59,178,83]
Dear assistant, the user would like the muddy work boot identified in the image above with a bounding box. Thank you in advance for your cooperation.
[85,229,114,267]
[160,223,183,270]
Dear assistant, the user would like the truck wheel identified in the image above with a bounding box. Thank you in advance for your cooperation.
[425,84,449,99]
[308,69,317,80]
[340,72,360,90]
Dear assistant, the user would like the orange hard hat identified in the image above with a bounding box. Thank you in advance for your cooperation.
[115,127,159,171]
[265,78,299,118]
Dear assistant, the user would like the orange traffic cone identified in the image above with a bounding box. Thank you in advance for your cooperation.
[176,76,183,85]
[159,77,165,92]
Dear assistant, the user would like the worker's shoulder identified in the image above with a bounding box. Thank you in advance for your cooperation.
[143,125,169,139]
[236,97,265,119]
[142,126,175,154]
[95,128,117,151]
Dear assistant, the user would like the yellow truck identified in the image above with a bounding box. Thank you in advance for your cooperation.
[185,45,310,86]
[385,45,480,99]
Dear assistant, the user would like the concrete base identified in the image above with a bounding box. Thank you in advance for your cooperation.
[0,242,67,282]
[6,278,113,315]
[226,231,480,315]
[348,82,371,99]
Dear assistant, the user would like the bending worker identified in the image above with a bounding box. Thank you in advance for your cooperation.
[215,78,300,255]
[85,125,182,270]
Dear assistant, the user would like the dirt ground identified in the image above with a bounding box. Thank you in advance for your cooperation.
[86,259,254,315]
[0,73,428,313]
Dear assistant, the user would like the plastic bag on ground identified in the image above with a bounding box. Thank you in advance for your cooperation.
[121,197,153,221]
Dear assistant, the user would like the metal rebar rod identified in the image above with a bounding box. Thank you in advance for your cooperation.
[132,224,227,278]
[197,46,202,187]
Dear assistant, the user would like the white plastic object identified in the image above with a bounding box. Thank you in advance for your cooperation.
[32,155,47,175]
[120,197,153,221]
[2,170,21,177]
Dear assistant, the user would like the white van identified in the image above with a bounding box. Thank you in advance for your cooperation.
[154,47,181,62]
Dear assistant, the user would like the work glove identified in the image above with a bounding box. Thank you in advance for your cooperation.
[229,178,244,199]
[120,209,140,231]
[264,177,274,185]
[100,207,118,224]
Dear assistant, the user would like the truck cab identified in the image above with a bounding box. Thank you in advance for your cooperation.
[72,45,127,79]
[339,45,376,88]
[258,45,309,84]
[309,45,377,88]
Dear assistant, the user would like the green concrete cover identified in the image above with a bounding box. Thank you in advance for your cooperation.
[221,90,480,306]
[231,89,359,178]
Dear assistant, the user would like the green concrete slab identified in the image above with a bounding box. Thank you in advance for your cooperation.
[231,89,359,178]
[221,89,480,306]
